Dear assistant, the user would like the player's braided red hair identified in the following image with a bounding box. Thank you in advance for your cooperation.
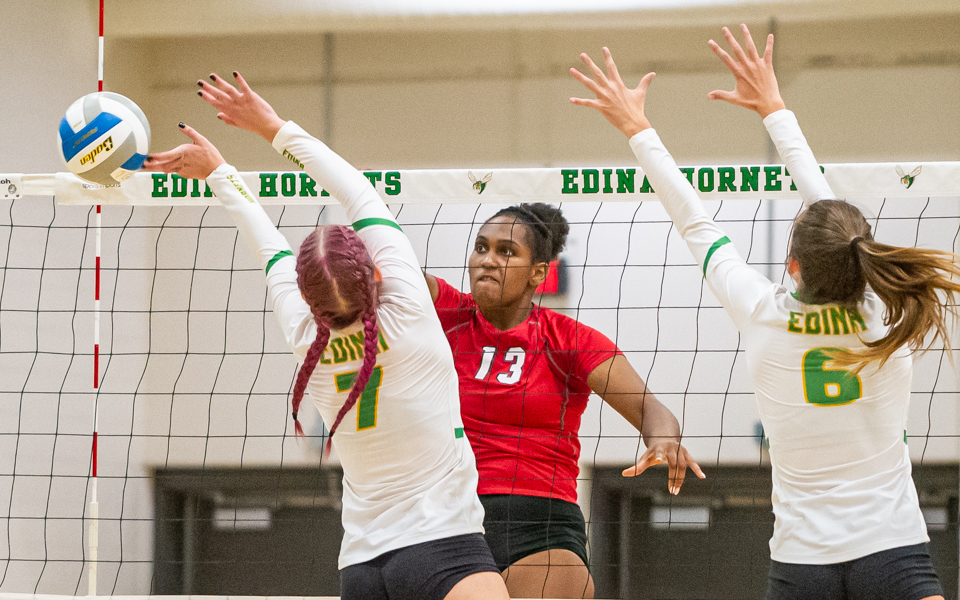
[291,225,379,454]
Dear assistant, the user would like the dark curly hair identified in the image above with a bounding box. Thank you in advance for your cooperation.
[487,203,569,263]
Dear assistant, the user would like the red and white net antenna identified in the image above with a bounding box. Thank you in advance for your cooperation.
[89,0,104,595]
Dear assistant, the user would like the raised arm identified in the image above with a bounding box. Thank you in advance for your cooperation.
[142,125,315,358]
[587,355,704,494]
[707,25,835,206]
[570,47,770,329]
[198,72,431,306]
[198,72,395,226]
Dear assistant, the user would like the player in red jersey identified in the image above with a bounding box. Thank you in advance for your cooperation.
[425,204,704,598]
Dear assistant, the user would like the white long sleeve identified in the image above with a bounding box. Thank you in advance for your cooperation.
[270,121,434,311]
[629,128,773,329]
[206,163,315,360]
[763,109,836,206]
[271,121,396,226]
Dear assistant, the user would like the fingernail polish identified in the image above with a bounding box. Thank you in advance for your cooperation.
[210,74,216,81]
[197,81,203,87]
[232,71,238,78]
[197,91,202,97]
[178,122,185,129]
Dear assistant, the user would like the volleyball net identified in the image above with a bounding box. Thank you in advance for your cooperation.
[1,162,959,599]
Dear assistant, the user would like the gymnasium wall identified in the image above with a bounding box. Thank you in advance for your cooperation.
[1,3,959,594]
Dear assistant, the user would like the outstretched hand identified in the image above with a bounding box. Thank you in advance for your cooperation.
[622,439,705,495]
[570,47,655,138]
[197,72,286,143]
[141,123,225,180]
[708,24,786,117]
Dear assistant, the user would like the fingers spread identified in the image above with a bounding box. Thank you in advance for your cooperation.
[722,26,747,62]
[707,89,736,103]
[763,33,775,63]
[570,97,602,109]
[637,71,656,93]
[143,146,188,165]
[708,39,738,71]
[667,452,687,495]
[741,23,760,60]
[622,450,657,477]
[233,71,253,93]
[209,72,240,98]
[602,47,624,86]
[198,81,229,106]
[176,123,208,145]
[689,458,707,480]
[570,67,602,95]
[580,52,608,84]
[140,158,168,172]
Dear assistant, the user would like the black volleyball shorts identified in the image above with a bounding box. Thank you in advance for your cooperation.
[765,542,943,600]
[339,532,498,600]
[480,493,589,571]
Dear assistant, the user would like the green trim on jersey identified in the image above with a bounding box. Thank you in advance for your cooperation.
[703,236,731,276]
[265,250,293,275]
[455,427,465,439]
[354,217,402,232]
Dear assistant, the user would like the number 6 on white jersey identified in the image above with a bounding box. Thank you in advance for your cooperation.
[802,347,862,406]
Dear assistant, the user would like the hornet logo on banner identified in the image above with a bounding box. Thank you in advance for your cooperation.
[468,171,492,194]
[896,165,922,189]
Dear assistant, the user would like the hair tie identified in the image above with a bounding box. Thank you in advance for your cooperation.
[850,236,865,252]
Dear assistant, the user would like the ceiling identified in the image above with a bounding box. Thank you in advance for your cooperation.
[107,0,960,36]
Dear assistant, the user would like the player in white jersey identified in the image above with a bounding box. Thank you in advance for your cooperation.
[570,25,960,600]
[142,73,509,600]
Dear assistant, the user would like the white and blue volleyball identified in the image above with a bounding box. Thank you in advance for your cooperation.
[58,92,151,185]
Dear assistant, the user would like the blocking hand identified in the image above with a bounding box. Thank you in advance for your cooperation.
[569,47,655,138]
[197,71,287,143]
[141,123,225,180]
[707,24,786,118]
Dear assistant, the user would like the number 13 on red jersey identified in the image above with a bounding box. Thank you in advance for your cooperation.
[474,346,526,384]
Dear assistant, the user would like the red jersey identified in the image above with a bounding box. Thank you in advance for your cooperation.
[434,277,621,503]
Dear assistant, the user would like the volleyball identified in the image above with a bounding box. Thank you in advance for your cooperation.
[57,91,150,185]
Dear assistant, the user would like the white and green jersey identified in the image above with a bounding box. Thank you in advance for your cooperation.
[629,110,928,564]
[206,121,483,569]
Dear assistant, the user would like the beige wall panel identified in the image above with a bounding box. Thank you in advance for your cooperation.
[552,70,770,165]
[1,0,99,172]
[513,78,562,165]
[780,15,960,67]
[138,34,327,88]
[784,66,960,162]
[335,30,519,83]
[332,79,519,168]
[144,83,325,171]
